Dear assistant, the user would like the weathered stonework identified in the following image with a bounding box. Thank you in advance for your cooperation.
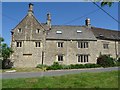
[10,3,120,67]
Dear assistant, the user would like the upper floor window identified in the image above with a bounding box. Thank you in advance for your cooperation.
[58,42,63,48]
[78,54,89,63]
[36,29,40,33]
[18,28,22,33]
[58,55,63,61]
[78,42,88,48]
[103,44,109,49]
[16,42,22,47]
[35,42,40,47]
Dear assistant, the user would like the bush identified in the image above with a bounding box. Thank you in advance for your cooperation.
[84,64,101,68]
[97,55,115,67]
[36,64,48,69]
[46,62,102,70]
[117,57,120,62]
[2,59,13,69]
[0,59,2,69]
[46,62,63,70]
[61,65,70,69]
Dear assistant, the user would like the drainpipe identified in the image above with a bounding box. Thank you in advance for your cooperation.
[115,40,117,60]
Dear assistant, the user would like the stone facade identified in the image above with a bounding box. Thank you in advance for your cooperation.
[11,3,119,67]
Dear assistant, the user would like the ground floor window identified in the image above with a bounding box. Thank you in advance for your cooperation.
[58,55,63,61]
[78,55,89,63]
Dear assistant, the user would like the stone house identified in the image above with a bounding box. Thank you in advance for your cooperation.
[10,3,120,67]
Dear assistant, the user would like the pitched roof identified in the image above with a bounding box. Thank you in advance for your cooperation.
[46,25,97,41]
[91,27,120,40]
[12,14,46,32]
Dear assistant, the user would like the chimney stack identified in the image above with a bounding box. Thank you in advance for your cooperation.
[28,3,34,15]
[85,18,91,27]
[46,13,51,29]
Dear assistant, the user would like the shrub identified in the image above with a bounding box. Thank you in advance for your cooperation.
[2,59,13,69]
[97,55,115,67]
[46,62,63,70]
[62,65,70,69]
[84,64,101,68]
[117,57,120,62]
[36,64,48,69]
[0,59,2,69]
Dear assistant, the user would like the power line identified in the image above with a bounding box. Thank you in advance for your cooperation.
[63,8,100,25]
[93,2,120,24]
[3,14,19,22]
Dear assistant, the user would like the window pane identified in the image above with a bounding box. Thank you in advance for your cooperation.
[81,55,83,62]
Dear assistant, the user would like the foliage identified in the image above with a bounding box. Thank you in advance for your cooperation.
[61,65,70,69]
[84,63,101,68]
[2,43,13,60]
[117,57,120,62]
[36,64,47,69]
[45,62,101,70]
[115,57,120,66]
[101,2,114,7]
[70,64,85,69]
[46,62,63,70]
[2,59,13,69]
[0,59,2,69]
[97,55,115,67]
[0,37,13,69]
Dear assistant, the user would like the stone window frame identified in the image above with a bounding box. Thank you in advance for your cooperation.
[18,28,22,33]
[57,42,64,48]
[16,41,22,47]
[77,41,88,48]
[77,54,89,63]
[35,42,41,47]
[103,43,109,49]
[58,54,64,61]
[36,29,40,33]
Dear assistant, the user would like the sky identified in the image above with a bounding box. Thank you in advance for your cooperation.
[1,2,119,46]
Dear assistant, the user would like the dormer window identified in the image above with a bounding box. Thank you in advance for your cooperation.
[36,29,40,33]
[99,34,104,37]
[18,28,22,33]
[77,30,82,33]
[56,30,62,34]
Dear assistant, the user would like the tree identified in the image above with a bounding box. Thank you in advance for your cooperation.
[0,37,13,69]
[101,2,114,7]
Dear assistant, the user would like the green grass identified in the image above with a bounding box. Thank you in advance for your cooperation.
[2,71,118,88]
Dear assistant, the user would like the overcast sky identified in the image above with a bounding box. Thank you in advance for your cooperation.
[2,2,118,46]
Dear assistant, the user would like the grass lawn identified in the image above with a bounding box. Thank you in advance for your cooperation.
[2,71,118,88]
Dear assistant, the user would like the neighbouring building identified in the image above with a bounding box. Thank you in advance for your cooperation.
[10,3,120,67]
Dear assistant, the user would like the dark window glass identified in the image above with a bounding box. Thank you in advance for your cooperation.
[58,42,63,47]
[17,42,22,47]
[35,42,40,47]
[78,42,89,48]
[78,55,89,63]
[58,55,63,61]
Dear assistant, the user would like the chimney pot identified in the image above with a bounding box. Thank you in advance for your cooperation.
[28,3,34,15]
[46,13,51,30]
[85,18,91,26]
